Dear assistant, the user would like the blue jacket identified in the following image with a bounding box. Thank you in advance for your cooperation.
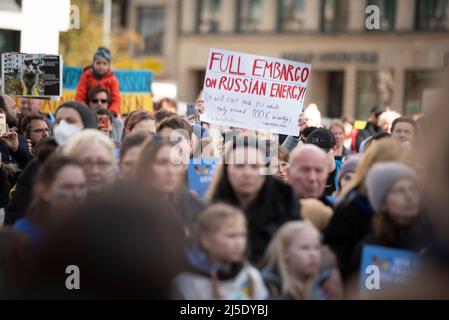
[13,217,44,249]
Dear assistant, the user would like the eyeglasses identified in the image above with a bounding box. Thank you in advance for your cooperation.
[31,128,49,134]
[81,160,112,169]
[91,99,108,104]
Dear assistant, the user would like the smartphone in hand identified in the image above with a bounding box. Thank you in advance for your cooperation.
[186,103,196,117]
[99,115,111,131]
[0,114,7,136]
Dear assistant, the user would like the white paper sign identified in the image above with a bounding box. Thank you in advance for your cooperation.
[200,49,311,136]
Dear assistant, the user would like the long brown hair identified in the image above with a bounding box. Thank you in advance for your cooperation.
[372,210,423,248]
[134,136,187,221]
[28,153,84,226]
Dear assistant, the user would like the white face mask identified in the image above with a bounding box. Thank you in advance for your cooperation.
[54,120,81,146]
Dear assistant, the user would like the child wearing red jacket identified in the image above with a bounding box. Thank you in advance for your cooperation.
[75,47,121,116]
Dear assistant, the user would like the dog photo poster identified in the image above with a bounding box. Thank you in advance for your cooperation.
[1,52,63,98]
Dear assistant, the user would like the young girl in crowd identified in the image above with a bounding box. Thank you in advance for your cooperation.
[75,47,121,117]
[13,154,88,248]
[172,203,268,300]
[63,129,116,195]
[274,146,289,183]
[262,220,324,300]
[351,162,425,264]
[323,139,413,280]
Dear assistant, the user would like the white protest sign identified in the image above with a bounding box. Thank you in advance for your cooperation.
[200,49,311,136]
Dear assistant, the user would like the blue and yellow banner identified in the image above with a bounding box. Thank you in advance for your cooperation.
[38,66,154,114]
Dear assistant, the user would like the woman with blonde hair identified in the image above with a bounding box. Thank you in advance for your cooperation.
[323,138,413,281]
[63,129,116,194]
[172,203,268,300]
[262,220,324,300]
[329,120,352,159]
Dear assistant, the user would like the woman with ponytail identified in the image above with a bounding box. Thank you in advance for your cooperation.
[172,203,268,300]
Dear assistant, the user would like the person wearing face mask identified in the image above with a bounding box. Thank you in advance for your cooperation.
[0,94,33,170]
[53,101,98,146]
[12,154,88,248]
[4,102,96,226]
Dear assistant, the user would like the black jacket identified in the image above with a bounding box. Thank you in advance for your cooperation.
[350,223,426,275]
[0,166,14,209]
[213,176,300,264]
[4,159,40,225]
[0,134,33,170]
[323,188,374,280]
[355,122,381,151]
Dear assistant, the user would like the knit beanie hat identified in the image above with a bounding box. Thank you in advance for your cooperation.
[365,162,417,212]
[338,154,362,185]
[93,47,111,63]
[56,101,98,129]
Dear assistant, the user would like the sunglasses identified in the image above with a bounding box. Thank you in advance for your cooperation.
[91,99,108,104]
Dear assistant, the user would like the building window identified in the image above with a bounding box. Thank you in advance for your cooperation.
[404,71,443,115]
[356,70,394,120]
[138,6,165,55]
[366,0,396,31]
[278,0,306,32]
[237,0,262,32]
[197,0,221,33]
[0,29,20,52]
[321,0,348,33]
[0,0,21,11]
[416,0,449,31]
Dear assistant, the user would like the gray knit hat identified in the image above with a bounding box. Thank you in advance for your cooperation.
[338,154,362,186]
[365,162,417,212]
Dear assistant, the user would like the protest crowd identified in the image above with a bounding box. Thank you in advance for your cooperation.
[0,46,448,300]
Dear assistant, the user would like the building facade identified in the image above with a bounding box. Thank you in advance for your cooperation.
[0,0,71,55]
[115,0,449,119]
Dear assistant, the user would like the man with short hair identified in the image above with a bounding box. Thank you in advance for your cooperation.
[391,116,417,145]
[306,128,340,196]
[87,87,124,144]
[20,114,50,151]
[355,105,384,151]
[287,144,329,200]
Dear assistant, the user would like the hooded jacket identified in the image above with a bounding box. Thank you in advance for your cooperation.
[323,188,374,280]
[172,246,268,300]
[75,66,121,116]
[212,176,300,264]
